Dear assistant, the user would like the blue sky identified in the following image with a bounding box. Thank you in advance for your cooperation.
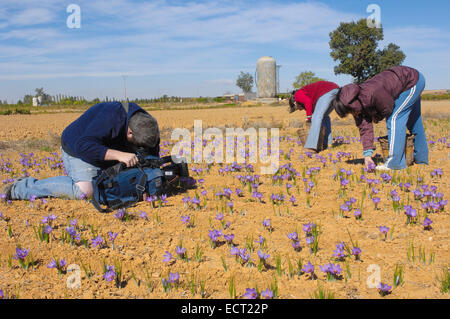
[1,0,449,102]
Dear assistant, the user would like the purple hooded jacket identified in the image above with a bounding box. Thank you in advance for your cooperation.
[339,66,419,152]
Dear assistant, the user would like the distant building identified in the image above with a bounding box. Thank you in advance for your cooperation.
[32,96,42,107]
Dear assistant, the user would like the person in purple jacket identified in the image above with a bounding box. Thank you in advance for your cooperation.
[4,101,160,200]
[330,66,428,171]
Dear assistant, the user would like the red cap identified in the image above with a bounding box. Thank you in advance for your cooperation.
[294,89,307,104]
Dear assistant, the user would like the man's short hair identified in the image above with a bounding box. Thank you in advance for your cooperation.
[128,111,160,148]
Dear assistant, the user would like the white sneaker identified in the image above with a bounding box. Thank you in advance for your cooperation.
[375,164,391,171]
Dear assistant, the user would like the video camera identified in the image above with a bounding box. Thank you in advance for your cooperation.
[134,146,190,184]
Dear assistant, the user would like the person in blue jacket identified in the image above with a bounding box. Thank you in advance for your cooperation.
[4,101,160,200]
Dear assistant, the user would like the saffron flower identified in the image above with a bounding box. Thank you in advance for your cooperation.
[103,265,116,282]
[260,289,274,299]
[302,222,315,235]
[287,232,299,242]
[175,246,186,259]
[320,263,342,280]
[255,235,265,246]
[242,288,258,299]
[257,250,270,262]
[181,215,192,227]
[13,247,29,261]
[224,233,234,244]
[352,247,362,260]
[163,251,173,263]
[372,197,381,209]
[168,272,180,284]
[379,226,389,241]
[108,232,118,249]
[302,261,315,278]
[262,219,271,231]
[139,211,148,219]
[114,209,126,220]
[423,217,433,230]
[377,283,392,296]
[305,236,315,245]
[91,236,104,249]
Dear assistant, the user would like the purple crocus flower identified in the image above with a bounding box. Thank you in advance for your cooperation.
[242,288,258,299]
[230,246,240,257]
[175,246,186,258]
[377,283,392,296]
[43,225,52,234]
[103,266,116,282]
[181,215,191,225]
[47,258,58,269]
[305,236,315,245]
[262,219,271,229]
[423,217,433,230]
[91,236,104,248]
[139,211,148,219]
[320,263,342,278]
[352,247,362,260]
[260,288,273,299]
[108,231,118,243]
[340,178,349,187]
[255,235,265,246]
[168,272,180,284]
[302,222,315,235]
[291,241,301,251]
[59,258,67,269]
[239,249,251,264]
[114,209,126,220]
[287,232,299,242]
[289,195,296,204]
[160,194,168,205]
[215,212,224,221]
[333,248,346,260]
[163,251,173,263]
[372,197,381,209]
[13,247,29,260]
[379,226,389,240]
[302,261,314,275]
[257,250,270,261]
[208,229,223,245]
[224,233,234,243]
[354,209,362,219]
[65,226,80,241]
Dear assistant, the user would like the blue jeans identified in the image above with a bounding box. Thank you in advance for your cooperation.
[304,89,337,150]
[11,147,100,200]
[385,72,428,169]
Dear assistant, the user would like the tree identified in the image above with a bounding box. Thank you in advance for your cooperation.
[293,71,325,90]
[23,95,33,105]
[329,19,405,83]
[236,71,254,93]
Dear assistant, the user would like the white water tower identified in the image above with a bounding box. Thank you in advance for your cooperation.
[256,56,277,99]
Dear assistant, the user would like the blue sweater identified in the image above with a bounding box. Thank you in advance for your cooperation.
[61,102,155,168]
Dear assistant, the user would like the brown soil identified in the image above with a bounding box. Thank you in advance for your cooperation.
[0,102,449,299]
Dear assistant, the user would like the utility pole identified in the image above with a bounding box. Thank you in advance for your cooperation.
[122,75,128,101]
